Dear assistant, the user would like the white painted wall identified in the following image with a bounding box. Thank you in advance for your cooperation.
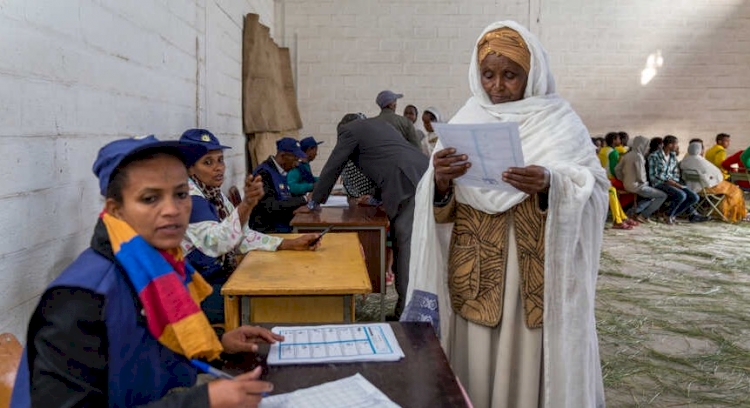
[0,0,274,341]
[280,0,750,170]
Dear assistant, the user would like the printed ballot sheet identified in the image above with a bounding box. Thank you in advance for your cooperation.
[434,122,524,192]
[267,323,405,365]
[259,373,401,408]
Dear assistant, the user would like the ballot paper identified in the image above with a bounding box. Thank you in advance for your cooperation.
[434,122,524,192]
[320,195,350,207]
[259,373,401,408]
[267,323,405,365]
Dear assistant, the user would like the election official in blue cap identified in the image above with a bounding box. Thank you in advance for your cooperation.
[249,137,310,232]
[178,129,320,323]
[287,136,324,197]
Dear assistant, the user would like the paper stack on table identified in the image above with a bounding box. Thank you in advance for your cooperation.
[320,195,350,207]
[260,373,400,408]
[267,323,404,365]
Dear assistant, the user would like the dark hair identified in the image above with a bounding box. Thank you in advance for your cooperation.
[403,105,418,116]
[604,132,619,147]
[716,133,730,143]
[106,149,185,203]
[648,137,663,154]
[423,111,437,122]
[618,131,629,146]
[663,135,678,146]
[591,137,599,146]
[689,138,703,145]
[337,113,365,133]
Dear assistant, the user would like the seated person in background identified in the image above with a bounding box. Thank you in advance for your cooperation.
[287,136,323,196]
[599,131,637,229]
[689,138,705,156]
[179,129,319,324]
[648,135,708,224]
[722,148,750,189]
[592,136,603,154]
[12,136,280,408]
[646,137,663,185]
[616,131,630,154]
[615,135,668,223]
[705,133,731,180]
[680,141,747,223]
[250,137,309,232]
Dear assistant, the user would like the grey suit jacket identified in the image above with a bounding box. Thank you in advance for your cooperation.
[312,118,429,219]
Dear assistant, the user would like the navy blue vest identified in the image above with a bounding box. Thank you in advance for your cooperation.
[253,160,294,232]
[254,161,292,201]
[11,249,197,408]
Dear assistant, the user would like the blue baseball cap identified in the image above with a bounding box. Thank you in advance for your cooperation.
[179,128,231,151]
[92,135,207,196]
[276,137,307,158]
[376,90,403,108]
[299,136,323,152]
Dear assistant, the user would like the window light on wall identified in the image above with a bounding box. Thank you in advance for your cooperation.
[640,50,664,86]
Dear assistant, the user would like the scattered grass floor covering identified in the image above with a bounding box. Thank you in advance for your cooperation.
[598,218,750,407]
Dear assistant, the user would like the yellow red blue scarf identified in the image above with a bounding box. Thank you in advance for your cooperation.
[100,211,223,360]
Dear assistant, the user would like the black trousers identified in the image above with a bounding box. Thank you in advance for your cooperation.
[390,195,415,317]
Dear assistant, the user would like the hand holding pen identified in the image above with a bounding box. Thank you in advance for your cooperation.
[194,360,273,408]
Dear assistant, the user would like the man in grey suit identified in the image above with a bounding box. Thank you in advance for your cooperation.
[308,113,429,318]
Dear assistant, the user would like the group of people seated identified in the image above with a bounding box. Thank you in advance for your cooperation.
[593,131,748,228]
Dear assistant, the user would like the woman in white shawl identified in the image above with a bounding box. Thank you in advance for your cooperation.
[401,21,608,408]
[680,141,747,222]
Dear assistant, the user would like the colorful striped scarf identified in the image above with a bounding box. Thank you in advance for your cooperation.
[100,211,223,361]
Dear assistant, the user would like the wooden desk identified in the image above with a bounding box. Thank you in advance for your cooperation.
[221,233,371,330]
[221,322,469,408]
[291,205,389,321]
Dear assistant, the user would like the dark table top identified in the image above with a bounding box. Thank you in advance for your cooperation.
[291,204,389,228]
[221,322,468,408]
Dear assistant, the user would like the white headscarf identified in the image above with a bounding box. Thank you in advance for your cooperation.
[403,20,608,408]
[680,141,723,191]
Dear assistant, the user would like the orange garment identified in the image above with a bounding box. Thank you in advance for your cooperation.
[703,181,747,223]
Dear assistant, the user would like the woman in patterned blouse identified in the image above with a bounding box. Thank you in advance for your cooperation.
[179,129,319,324]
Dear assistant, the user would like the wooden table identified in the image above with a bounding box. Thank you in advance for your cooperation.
[291,204,390,321]
[221,322,470,408]
[221,233,371,330]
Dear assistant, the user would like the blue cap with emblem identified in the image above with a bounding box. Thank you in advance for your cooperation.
[179,128,232,151]
[92,135,207,196]
[276,137,307,158]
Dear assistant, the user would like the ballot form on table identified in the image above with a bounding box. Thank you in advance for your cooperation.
[259,373,401,408]
[267,323,404,365]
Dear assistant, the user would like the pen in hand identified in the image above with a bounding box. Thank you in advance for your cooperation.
[191,359,270,397]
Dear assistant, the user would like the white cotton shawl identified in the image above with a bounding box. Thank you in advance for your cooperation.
[403,21,609,408]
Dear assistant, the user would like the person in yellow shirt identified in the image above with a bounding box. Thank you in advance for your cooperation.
[705,133,731,180]
[598,132,637,229]
[615,131,629,155]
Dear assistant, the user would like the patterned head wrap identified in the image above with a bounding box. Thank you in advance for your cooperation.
[477,27,531,74]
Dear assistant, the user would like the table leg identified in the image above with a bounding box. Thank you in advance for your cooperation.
[224,295,240,331]
[380,226,386,322]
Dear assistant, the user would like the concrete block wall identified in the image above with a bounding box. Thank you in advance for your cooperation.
[0,0,274,341]
[280,0,750,169]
